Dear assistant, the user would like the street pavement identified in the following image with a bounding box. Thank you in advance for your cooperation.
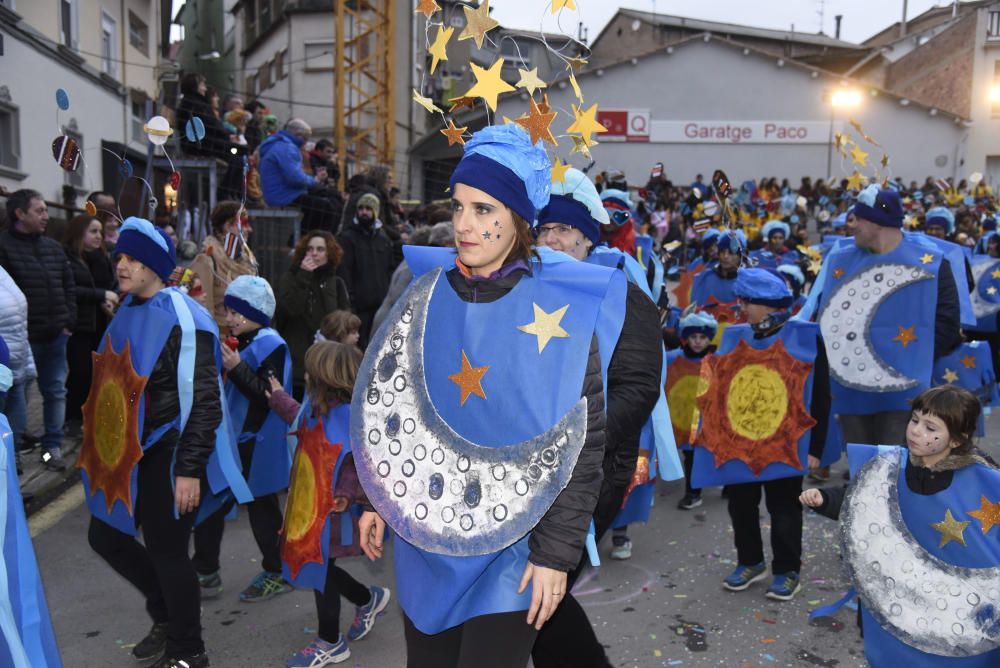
[27,398,1000,667]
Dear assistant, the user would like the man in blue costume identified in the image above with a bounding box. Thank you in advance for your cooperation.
[800,185,961,448]
[750,220,800,269]
[690,230,746,330]
[80,218,250,668]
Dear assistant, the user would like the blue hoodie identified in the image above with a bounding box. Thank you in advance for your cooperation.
[258,130,316,206]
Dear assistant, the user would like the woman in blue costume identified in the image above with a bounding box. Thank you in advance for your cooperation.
[750,220,800,269]
[354,126,626,667]
[81,218,250,668]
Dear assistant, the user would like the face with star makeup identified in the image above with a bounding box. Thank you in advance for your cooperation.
[536,222,591,261]
[451,183,516,277]
[906,410,960,467]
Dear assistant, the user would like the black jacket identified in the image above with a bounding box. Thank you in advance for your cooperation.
[0,228,76,342]
[228,329,287,437]
[592,282,663,539]
[85,249,117,335]
[445,264,606,572]
[336,218,396,312]
[65,249,106,334]
[140,316,222,479]
[934,258,962,360]
[174,92,231,159]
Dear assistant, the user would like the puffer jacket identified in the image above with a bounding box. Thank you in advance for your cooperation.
[0,228,76,342]
[444,264,606,572]
[65,249,106,335]
[258,130,316,206]
[0,266,35,383]
[336,215,396,312]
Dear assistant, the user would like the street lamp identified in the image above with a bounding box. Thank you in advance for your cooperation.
[990,84,1000,102]
[826,88,862,180]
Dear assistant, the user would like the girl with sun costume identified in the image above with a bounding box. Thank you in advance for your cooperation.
[79,218,250,668]
[353,125,628,666]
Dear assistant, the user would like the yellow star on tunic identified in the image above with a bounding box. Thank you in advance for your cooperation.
[515,96,558,147]
[893,325,917,348]
[989,286,998,295]
[412,89,442,114]
[566,103,607,145]
[551,158,570,184]
[440,119,467,147]
[517,303,570,353]
[942,368,959,383]
[991,268,1000,279]
[415,0,440,19]
[967,495,1000,534]
[920,253,934,265]
[846,171,865,191]
[569,134,594,159]
[569,73,583,102]
[458,0,500,50]
[961,354,977,369]
[551,0,576,14]
[463,58,516,112]
[428,25,454,74]
[931,508,970,548]
[516,67,547,96]
[448,350,489,406]
[850,144,869,167]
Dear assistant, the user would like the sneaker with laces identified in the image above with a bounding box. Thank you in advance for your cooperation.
[722,562,767,591]
[677,494,703,510]
[240,570,293,602]
[610,538,632,560]
[197,571,223,600]
[132,622,169,662]
[766,571,802,601]
[347,586,391,641]
[150,652,209,668]
[287,637,350,667]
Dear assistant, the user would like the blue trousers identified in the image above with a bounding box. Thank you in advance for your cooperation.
[28,334,68,453]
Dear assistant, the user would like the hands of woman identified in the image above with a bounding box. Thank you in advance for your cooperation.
[175,476,201,514]
[220,343,240,371]
[359,511,386,561]
[799,488,824,508]
[300,256,319,272]
[518,562,568,630]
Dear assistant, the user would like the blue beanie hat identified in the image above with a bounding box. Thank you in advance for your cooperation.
[679,311,718,339]
[538,168,606,246]
[734,267,792,308]
[983,217,997,232]
[224,275,275,326]
[853,185,904,228]
[924,206,955,235]
[701,228,722,250]
[717,230,746,254]
[776,263,805,290]
[114,217,177,282]
[449,125,550,225]
[762,220,790,240]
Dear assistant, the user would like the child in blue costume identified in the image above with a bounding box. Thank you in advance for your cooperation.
[354,126,625,667]
[82,218,250,668]
[191,275,295,602]
[690,231,745,327]
[802,385,1000,668]
[266,341,390,667]
[0,337,61,667]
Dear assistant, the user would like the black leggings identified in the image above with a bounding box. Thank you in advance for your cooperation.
[682,449,700,496]
[87,443,203,656]
[727,475,804,574]
[314,560,371,643]
[404,611,538,668]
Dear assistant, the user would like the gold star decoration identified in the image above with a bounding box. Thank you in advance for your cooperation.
[413,89,442,114]
[850,144,869,167]
[569,73,583,102]
[920,253,934,265]
[515,67,547,96]
[961,354,977,369]
[448,350,489,406]
[448,96,476,113]
[565,55,588,72]
[551,0,577,14]
[942,368,959,383]
[846,171,865,191]
[931,508,970,548]
[518,303,570,353]
[551,157,570,184]
[515,96,558,147]
[834,132,846,153]
[893,325,917,348]
[967,495,1000,534]
[458,0,500,50]
[428,24,454,74]
[537,94,553,115]
[566,103,607,145]
[569,134,594,159]
[989,286,998,295]
[992,268,1000,279]
[463,58,516,112]
[415,0,440,19]
[833,268,844,279]
[440,119,467,147]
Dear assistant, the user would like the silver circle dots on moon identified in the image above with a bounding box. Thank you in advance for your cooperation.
[350,269,588,557]
[840,450,1000,657]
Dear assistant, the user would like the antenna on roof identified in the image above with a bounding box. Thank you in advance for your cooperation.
[817,0,827,35]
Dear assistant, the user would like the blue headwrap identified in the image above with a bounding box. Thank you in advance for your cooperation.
[853,185,903,228]
[762,220,790,240]
[224,275,276,326]
[114,216,177,282]
[924,206,955,235]
[701,228,722,250]
[776,263,805,290]
[449,125,550,225]
[537,167,606,245]
[734,267,792,308]
[679,311,718,339]
[717,230,746,254]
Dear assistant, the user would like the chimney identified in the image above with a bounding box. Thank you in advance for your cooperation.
[835,15,843,39]
[900,0,908,38]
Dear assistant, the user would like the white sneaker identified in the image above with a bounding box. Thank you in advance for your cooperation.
[610,539,632,560]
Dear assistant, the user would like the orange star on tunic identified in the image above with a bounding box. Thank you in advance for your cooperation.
[893,325,917,348]
[449,350,489,405]
[961,354,977,369]
[515,96,558,147]
[440,119,467,147]
[696,338,816,475]
[967,495,1000,534]
[79,336,149,515]
[833,268,844,279]
[281,418,342,579]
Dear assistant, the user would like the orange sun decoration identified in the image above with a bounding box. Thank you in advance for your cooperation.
[665,355,709,446]
[696,338,816,475]
[672,265,705,309]
[281,417,342,579]
[78,336,149,515]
